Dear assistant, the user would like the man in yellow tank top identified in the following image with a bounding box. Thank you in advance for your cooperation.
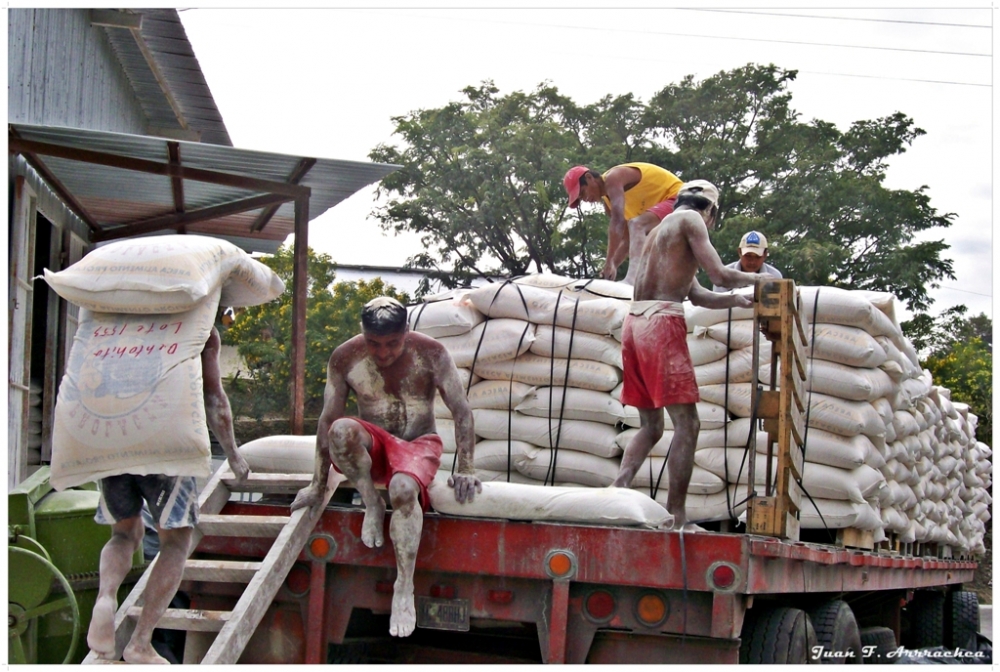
[563,163,684,285]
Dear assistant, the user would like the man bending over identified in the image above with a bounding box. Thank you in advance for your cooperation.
[612,181,760,529]
[291,297,480,637]
[87,327,250,664]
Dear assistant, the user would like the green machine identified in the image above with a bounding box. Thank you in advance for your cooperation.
[8,468,145,664]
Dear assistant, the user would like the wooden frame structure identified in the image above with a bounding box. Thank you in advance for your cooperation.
[746,279,809,541]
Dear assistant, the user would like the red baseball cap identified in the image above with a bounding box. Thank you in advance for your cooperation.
[563,166,590,208]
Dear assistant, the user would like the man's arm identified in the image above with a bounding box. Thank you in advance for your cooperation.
[683,216,761,290]
[290,353,349,511]
[201,327,250,483]
[435,349,482,503]
[601,167,639,280]
[688,277,754,310]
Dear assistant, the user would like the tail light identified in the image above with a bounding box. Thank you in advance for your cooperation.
[635,592,668,627]
[584,590,616,622]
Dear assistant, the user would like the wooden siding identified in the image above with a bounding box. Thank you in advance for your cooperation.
[8,8,148,134]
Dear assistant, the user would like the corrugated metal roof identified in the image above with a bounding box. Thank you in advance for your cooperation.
[9,122,401,255]
[102,9,232,146]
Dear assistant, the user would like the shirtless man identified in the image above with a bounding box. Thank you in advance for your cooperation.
[563,162,683,285]
[87,326,250,664]
[291,297,480,638]
[612,180,760,529]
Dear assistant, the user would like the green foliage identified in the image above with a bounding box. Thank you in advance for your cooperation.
[902,306,992,443]
[221,246,409,418]
[370,64,954,310]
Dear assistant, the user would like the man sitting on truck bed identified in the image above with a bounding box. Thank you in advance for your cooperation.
[292,297,481,637]
[612,180,760,529]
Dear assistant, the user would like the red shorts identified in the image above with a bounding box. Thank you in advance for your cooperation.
[620,312,700,408]
[334,417,443,513]
[645,198,677,222]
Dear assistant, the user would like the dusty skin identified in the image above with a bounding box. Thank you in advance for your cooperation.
[87,327,250,663]
[612,185,761,528]
[292,324,481,637]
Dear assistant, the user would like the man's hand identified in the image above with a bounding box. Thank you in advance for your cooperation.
[226,453,251,484]
[600,263,618,282]
[290,483,323,512]
[731,293,754,310]
[448,473,483,504]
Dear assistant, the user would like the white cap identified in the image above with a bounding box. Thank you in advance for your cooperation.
[678,179,720,207]
[739,231,768,257]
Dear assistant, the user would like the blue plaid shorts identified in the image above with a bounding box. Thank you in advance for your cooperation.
[95,474,199,529]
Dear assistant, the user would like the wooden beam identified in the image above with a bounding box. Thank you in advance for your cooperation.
[93,192,293,242]
[7,136,311,199]
[129,23,190,131]
[290,197,309,435]
[148,126,202,143]
[251,157,317,233]
[18,152,102,234]
[168,141,185,215]
[89,9,142,29]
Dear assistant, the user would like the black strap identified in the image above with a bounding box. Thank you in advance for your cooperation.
[543,291,582,486]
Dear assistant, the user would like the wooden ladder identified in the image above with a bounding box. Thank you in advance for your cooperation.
[82,466,343,665]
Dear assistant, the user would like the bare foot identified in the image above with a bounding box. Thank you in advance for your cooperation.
[389,589,416,637]
[123,642,171,664]
[361,499,386,548]
[87,596,117,658]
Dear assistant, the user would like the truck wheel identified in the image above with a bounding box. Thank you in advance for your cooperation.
[904,590,945,649]
[807,600,862,664]
[739,605,816,664]
[945,590,980,651]
[859,626,896,665]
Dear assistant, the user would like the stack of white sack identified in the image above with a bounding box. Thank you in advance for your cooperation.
[411,278,630,489]
[696,286,991,553]
[42,235,285,491]
[412,276,990,552]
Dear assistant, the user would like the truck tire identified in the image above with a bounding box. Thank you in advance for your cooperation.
[945,590,980,651]
[859,626,896,665]
[904,590,945,649]
[739,605,817,664]
[807,600,862,664]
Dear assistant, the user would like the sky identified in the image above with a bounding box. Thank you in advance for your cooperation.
[177,3,994,322]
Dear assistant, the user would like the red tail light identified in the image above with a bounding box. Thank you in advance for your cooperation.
[585,590,616,621]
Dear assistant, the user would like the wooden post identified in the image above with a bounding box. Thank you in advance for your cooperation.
[290,196,310,435]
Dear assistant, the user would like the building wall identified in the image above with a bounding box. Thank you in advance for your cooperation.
[8,8,148,133]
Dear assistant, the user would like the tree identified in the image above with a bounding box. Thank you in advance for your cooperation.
[902,306,992,443]
[370,64,955,310]
[222,246,409,418]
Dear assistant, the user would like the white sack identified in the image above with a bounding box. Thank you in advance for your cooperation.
[516,387,626,426]
[240,434,315,473]
[468,282,626,336]
[50,289,221,490]
[630,458,727,494]
[514,447,621,487]
[407,291,485,337]
[435,380,536,418]
[428,474,670,528]
[530,324,623,368]
[622,401,729,430]
[473,353,621,392]
[42,235,283,313]
[436,318,535,368]
[472,409,622,458]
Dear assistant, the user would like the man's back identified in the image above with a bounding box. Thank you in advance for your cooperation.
[632,210,705,303]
